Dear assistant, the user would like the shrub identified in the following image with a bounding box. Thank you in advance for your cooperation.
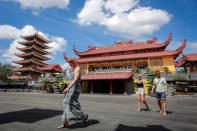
[173,75,186,81]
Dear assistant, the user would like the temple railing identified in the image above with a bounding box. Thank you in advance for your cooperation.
[38,77,57,82]
[133,73,197,81]
[84,68,197,81]
[86,68,132,75]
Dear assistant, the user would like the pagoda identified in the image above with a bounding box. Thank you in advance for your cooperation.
[70,33,187,94]
[9,33,52,80]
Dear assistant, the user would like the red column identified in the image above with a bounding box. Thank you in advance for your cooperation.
[110,80,113,94]
[91,81,94,93]
[124,80,128,94]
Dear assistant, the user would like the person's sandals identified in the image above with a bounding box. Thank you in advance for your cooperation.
[57,124,69,129]
[83,114,88,124]
[145,106,150,111]
[137,109,142,112]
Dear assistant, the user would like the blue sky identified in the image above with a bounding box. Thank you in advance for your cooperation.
[0,0,197,69]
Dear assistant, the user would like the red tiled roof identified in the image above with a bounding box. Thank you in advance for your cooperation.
[13,59,48,66]
[77,39,185,63]
[82,67,135,80]
[8,75,32,80]
[78,50,182,63]
[74,33,172,56]
[175,53,197,67]
[21,33,52,43]
[15,52,51,60]
[18,39,51,49]
[39,64,66,73]
[17,45,51,55]
[183,54,197,61]
[13,67,43,73]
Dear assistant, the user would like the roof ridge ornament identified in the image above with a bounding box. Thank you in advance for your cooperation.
[73,45,80,54]
[152,37,158,43]
[176,39,186,51]
[88,45,96,50]
[63,52,68,61]
[115,40,133,45]
[165,32,172,44]
[147,36,158,44]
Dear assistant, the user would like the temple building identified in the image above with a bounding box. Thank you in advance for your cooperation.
[9,33,52,80]
[175,53,197,73]
[39,64,66,77]
[72,33,187,94]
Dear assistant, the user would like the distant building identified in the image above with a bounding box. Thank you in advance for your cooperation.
[9,33,52,80]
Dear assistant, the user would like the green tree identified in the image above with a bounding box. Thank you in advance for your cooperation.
[55,74,64,82]
[146,70,157,93]
[0,64,17,81]
[164,67,170,74]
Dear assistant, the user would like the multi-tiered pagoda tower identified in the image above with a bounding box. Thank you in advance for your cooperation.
[9,33,52,80]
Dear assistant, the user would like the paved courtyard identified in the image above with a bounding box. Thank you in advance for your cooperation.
[0,92,197,131]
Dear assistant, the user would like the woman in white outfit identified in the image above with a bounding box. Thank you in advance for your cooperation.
[135,74,149,111]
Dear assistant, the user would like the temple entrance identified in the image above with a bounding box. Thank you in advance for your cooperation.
[112,80,124,94]
[93,80,110,93]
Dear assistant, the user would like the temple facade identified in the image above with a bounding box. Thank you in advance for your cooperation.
[9,33,52,80]
[73,33,187,94]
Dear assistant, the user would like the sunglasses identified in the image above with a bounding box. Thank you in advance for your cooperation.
[68,61,73,64]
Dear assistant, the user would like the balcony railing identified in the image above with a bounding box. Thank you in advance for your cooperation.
[85,68,132,75]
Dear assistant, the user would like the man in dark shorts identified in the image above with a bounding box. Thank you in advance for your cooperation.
[151,70,168,116]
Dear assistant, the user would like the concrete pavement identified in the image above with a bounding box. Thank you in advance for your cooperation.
[0,92,197,131]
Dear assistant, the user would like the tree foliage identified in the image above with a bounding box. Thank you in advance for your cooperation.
[0,64,17,81]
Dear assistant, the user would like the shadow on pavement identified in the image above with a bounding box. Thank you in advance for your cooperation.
[155,111,173,114]
[69,119,100,129]
[0,108,62,124]
[115,124,172,131]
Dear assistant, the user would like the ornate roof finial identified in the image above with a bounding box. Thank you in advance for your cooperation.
[88,45,96,50]
[73,45,79,54]
[165,32,172,44]
[63,52,68,61]
[152,37,158,43]
[176,39,186,51]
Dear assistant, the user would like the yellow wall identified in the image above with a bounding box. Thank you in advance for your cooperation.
[162,56,177,73]
[82,81,89,93]
[148,56,176,73]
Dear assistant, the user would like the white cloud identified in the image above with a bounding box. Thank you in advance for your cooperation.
[190,42,197,48]
[0,25,67,65]
[61,63,70,70]
[105,0,139,14]
[77,0,172,35]
[47,36,67,54]
[12,0,70,10]
[0,25,21,39]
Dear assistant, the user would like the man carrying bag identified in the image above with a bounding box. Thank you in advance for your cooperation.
[151,70,168,116]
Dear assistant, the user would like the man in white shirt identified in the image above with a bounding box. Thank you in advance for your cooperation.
[151,70,168,116]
